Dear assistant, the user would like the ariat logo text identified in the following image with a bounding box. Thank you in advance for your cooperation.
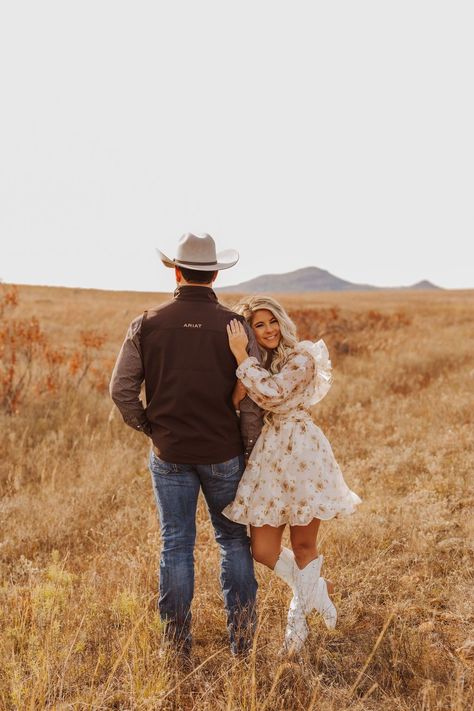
[183,323,202,328]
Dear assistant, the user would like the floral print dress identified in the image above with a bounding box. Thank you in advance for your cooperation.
[223,340,362,527]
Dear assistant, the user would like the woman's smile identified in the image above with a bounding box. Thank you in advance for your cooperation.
[261,331,279,346]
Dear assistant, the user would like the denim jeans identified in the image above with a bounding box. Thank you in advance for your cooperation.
[149,451,258,655]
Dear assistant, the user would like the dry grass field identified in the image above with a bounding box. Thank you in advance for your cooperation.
[1,283,473,710]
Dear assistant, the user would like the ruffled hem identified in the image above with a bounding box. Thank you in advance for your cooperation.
[223,491,362,528]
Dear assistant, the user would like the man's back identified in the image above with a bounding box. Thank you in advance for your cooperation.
[140,285,244,463]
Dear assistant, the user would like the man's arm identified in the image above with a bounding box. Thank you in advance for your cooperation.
[239,321,263,459]
[109,314,152,436]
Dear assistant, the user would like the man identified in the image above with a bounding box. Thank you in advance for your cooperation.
[110,233,262,661]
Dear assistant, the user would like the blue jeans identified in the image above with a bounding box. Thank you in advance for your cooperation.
[149,451,258,655]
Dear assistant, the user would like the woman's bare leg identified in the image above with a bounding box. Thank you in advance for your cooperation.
[250,524,286,569]
[250,524,309,652]
[290,518,334,591]
[289,518,321,569]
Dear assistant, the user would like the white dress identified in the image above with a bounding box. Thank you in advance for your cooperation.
[223,340,362,527]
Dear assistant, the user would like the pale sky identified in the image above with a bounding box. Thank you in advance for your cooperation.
[1,1,473,293]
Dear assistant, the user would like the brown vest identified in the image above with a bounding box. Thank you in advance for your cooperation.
[140,286,244,464]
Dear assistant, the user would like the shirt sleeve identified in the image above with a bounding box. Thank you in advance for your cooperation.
[236,350,314,412]
[238,321,264,458]
[109,315,153,436]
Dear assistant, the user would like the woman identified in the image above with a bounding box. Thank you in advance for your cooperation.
[223,296,361,653]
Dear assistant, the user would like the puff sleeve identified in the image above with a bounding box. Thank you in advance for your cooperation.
[236,350,314,413]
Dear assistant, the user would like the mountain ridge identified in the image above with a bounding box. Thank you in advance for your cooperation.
[217,266,441,293]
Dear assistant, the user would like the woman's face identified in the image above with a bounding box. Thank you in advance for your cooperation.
[251,309,281,350]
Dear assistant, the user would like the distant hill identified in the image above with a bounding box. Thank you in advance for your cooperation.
[217,266,441,293]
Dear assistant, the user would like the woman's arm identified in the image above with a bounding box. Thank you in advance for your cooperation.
[232,380,247,409]
[236,353,313,411]
[226,320,313,411]
[227,319,264,457]
[226,319,250,365]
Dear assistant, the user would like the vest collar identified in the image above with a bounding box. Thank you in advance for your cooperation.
[173,285,218,302]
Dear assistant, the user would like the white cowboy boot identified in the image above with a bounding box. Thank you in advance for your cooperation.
[284,590,309,654]
[273,547,297,588]
[314,575,337,629]
[294,555,337,629]
[273,548,309,654]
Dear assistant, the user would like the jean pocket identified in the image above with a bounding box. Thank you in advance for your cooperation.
[149,452,177,476]
[211,456,243,479]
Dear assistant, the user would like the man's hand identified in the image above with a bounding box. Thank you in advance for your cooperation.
[232,380,247,409]
[226,319,249,365]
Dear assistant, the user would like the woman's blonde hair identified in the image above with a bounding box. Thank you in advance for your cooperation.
[232,295,298,373]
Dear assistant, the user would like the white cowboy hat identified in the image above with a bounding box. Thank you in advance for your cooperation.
[157,233,239,271]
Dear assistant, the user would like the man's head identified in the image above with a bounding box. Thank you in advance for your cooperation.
[175,266,218,286]
[157,233,239,281]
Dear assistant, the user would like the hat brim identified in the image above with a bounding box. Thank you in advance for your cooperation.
[156,248,239,271]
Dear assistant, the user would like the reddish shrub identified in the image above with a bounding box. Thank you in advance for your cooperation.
[0,285,108,414]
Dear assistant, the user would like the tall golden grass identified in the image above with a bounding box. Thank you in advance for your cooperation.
[1,284,473,710]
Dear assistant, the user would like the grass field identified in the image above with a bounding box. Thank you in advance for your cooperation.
[1,284,473,710]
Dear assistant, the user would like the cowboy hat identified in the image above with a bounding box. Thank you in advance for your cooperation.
[157,233,239,271]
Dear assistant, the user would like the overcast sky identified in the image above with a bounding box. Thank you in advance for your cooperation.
[1,1,473,293]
